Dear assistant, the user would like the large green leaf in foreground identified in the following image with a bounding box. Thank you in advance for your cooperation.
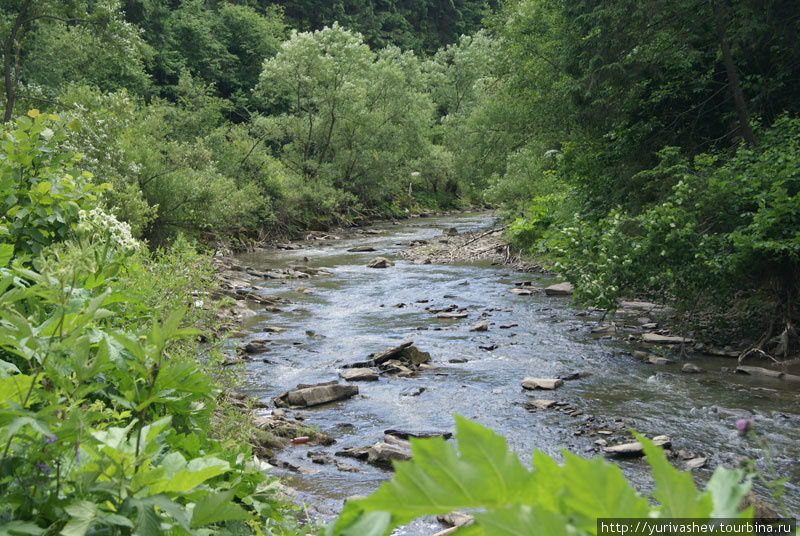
[329,417,753,535]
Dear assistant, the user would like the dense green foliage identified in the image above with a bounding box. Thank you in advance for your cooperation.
[0,114,302,534]
[329,417,753,534]
[262,0,495,55]
[2,0,797,531]
[449,0,800,342]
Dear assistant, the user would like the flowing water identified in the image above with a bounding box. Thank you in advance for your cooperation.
[235,212,799,531]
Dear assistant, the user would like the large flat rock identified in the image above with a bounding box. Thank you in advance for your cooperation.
[642,333,692,344]
[339,368,380,382]
[736,366,800,382]
[604,435,671,458]
[522,377,564,390]
[544,282,574,296]
[275,381,359,407]
[367,442,411,469]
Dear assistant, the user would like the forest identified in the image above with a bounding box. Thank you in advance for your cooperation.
[1,0,798,534]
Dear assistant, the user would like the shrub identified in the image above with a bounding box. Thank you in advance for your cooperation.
[0,111,109,257]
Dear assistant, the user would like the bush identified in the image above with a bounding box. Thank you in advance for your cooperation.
[555,117,800,333]
[0,128,303,535]
[0,111,109,257]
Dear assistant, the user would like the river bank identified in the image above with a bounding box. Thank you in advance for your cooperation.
[215,212,798,532]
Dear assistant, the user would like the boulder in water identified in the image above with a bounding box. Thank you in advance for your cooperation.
[367,256,394,268]
[544,282,573,296]
[274,381,359,408]
[521,377,564,390]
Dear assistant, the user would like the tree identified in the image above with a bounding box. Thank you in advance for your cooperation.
[1,0,146,122]
[256,24,438,210]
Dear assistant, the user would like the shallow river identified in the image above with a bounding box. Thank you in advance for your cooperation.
[235,213,799,531]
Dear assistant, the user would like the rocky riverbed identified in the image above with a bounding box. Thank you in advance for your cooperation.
[220,212,798,532]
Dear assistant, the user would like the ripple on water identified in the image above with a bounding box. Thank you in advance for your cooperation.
[235,213,800,530]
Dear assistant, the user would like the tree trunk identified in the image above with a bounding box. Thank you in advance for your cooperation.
[711,0,756,146]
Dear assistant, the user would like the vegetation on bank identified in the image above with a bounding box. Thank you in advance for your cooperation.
[1,0,797,533]
[0,112,305,533]
[475,1,800,351]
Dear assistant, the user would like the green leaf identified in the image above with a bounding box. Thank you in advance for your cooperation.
[558,451,650,530]
[0,359,21,378]
[133,501,161,536]
[705,467,751,518]
[0,243,12,267]
[0,374,35,407]
[340,511,391,536]
[0,521,44,536]
[61,500,98,536]
[190,490,252,528]
[149,461,228,494]
[335,415,532,533]
[636,432,712,517]
[476,504,571,536]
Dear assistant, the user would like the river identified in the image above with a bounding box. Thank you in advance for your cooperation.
[234,212,799,531]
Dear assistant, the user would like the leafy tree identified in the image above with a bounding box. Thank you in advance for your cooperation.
[1,0,148,122]
[121,0,284,115]
[257,24,440,217]
[263,0,497,54]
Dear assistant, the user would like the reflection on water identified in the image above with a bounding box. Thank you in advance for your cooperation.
[235,213,800,531]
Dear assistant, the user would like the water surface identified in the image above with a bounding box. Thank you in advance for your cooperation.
[235,213,799,529]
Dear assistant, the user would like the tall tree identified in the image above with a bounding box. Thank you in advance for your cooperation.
[1,0,146,121]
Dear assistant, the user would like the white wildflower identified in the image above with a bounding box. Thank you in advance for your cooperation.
[79,206,140,252]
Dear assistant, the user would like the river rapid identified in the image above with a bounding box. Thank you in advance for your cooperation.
[234,212,799,532]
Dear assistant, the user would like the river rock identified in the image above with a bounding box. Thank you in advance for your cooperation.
[381,360,414,376]
[711,406,752,419]
[252,414,334,447]
[735,366,800,381]
[603,435,671,458]
[469,320,489,332]
[444,227,459,236]
[682,363,705,374]
[274,381,359,408]
[437,312,468,319]
[263,326,287,334]
[526,399,557,411]
[344,341,432,374]
[367,442,411,469]
[522,377,564,390]
[339,368,379,382]
[642,333,692,344]
[370,340,413,363]
[335,446,371,460]
[384,430,452,442]
[544,282,574,296]
[438,511,475,529]
[509,287,534,296]
[740,491,780,519]
[647,356,670,365]
[383,436,412,454]
[400,386,425,397]
[241,341,269,354]
[686,457,707,470]
[592,323,617,335]
[367,257,394,268]
[348,245,377,252]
